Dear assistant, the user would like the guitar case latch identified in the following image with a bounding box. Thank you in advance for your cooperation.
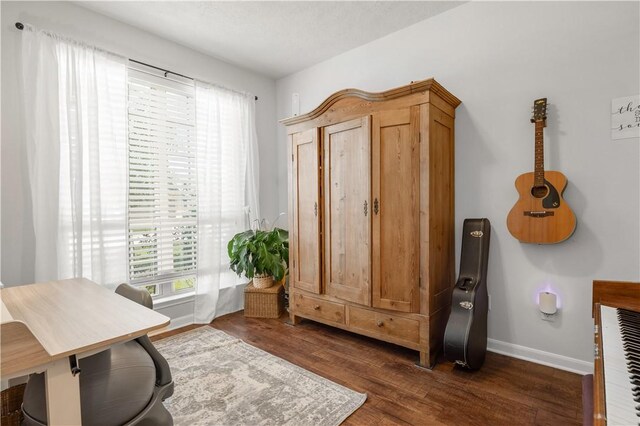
[459,301,473,310]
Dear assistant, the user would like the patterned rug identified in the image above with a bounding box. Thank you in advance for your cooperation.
[154,326,366,426]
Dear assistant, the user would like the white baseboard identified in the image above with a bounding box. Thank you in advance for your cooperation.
[487,338,593,375]
[149,314,194,337]
[166,313,194,331]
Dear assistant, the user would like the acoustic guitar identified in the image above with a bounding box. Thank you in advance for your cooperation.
[506,98,576,244]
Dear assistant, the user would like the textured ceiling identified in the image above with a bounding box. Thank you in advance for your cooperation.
[76,1,465,79]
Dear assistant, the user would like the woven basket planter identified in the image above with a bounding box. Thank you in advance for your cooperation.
[252,274,274,289]
[1,383,25,426]
[244,281,285,318]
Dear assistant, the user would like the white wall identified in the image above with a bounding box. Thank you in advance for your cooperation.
[276,1,640,372]
[1,1,279,291]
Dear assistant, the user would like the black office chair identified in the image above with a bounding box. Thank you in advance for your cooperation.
[22,284,174,426]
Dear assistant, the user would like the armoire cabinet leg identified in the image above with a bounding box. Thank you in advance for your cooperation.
[416,350,435,370]
[286,313,302,326]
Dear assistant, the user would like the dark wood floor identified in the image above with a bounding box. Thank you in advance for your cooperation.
[154,312,583,426]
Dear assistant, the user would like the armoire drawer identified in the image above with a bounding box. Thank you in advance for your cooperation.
[292,293,345,324]
[348,306,420,345]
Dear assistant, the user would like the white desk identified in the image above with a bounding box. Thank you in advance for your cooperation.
[0,278,170,425]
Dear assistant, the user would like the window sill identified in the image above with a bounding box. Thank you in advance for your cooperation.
[153,291,195,310]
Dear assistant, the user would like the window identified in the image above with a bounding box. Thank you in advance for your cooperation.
[127,63,197,297]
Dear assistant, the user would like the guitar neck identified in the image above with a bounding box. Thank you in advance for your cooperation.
[534,120,545,186]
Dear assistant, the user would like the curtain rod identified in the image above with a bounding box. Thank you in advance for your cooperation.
[15,22,259,101]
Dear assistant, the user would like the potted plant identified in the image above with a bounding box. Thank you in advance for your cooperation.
[228,227,289,289]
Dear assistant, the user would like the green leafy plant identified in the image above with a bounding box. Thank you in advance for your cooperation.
[228,227,289,282]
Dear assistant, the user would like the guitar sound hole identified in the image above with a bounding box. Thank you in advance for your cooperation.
[531,185,548,199]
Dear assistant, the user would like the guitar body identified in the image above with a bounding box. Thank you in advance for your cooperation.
[444,218,491,370]
[507,170,576,244]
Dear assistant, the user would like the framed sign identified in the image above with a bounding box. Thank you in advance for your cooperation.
[611,95,640,140]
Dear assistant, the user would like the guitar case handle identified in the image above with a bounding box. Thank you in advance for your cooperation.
[456,277,475,292]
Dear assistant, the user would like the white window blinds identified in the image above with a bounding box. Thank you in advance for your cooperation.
[127,65,197,293]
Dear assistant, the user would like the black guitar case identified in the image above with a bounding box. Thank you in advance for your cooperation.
[444,218,491,370]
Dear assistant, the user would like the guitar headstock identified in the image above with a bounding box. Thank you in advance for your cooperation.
[530,98,547,125]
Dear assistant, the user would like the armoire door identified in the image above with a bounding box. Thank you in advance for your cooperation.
[372,107,420,313]
[323,117,371,306]
[291,128,321,294]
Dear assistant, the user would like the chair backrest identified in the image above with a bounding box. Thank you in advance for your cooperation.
[116,283,153,310]
[115,283,173,387]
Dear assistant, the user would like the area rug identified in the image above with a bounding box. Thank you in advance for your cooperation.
[154,326,367,426]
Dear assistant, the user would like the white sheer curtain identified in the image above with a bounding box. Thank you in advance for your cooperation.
[21,27,128,287]
[195,81,260,323]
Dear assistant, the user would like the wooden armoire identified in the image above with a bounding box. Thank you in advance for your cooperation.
[281,79,460,368]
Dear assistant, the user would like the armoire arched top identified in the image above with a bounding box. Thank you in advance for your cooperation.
[280,78,461,130]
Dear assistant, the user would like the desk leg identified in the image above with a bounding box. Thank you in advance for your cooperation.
[45,358,81,425]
